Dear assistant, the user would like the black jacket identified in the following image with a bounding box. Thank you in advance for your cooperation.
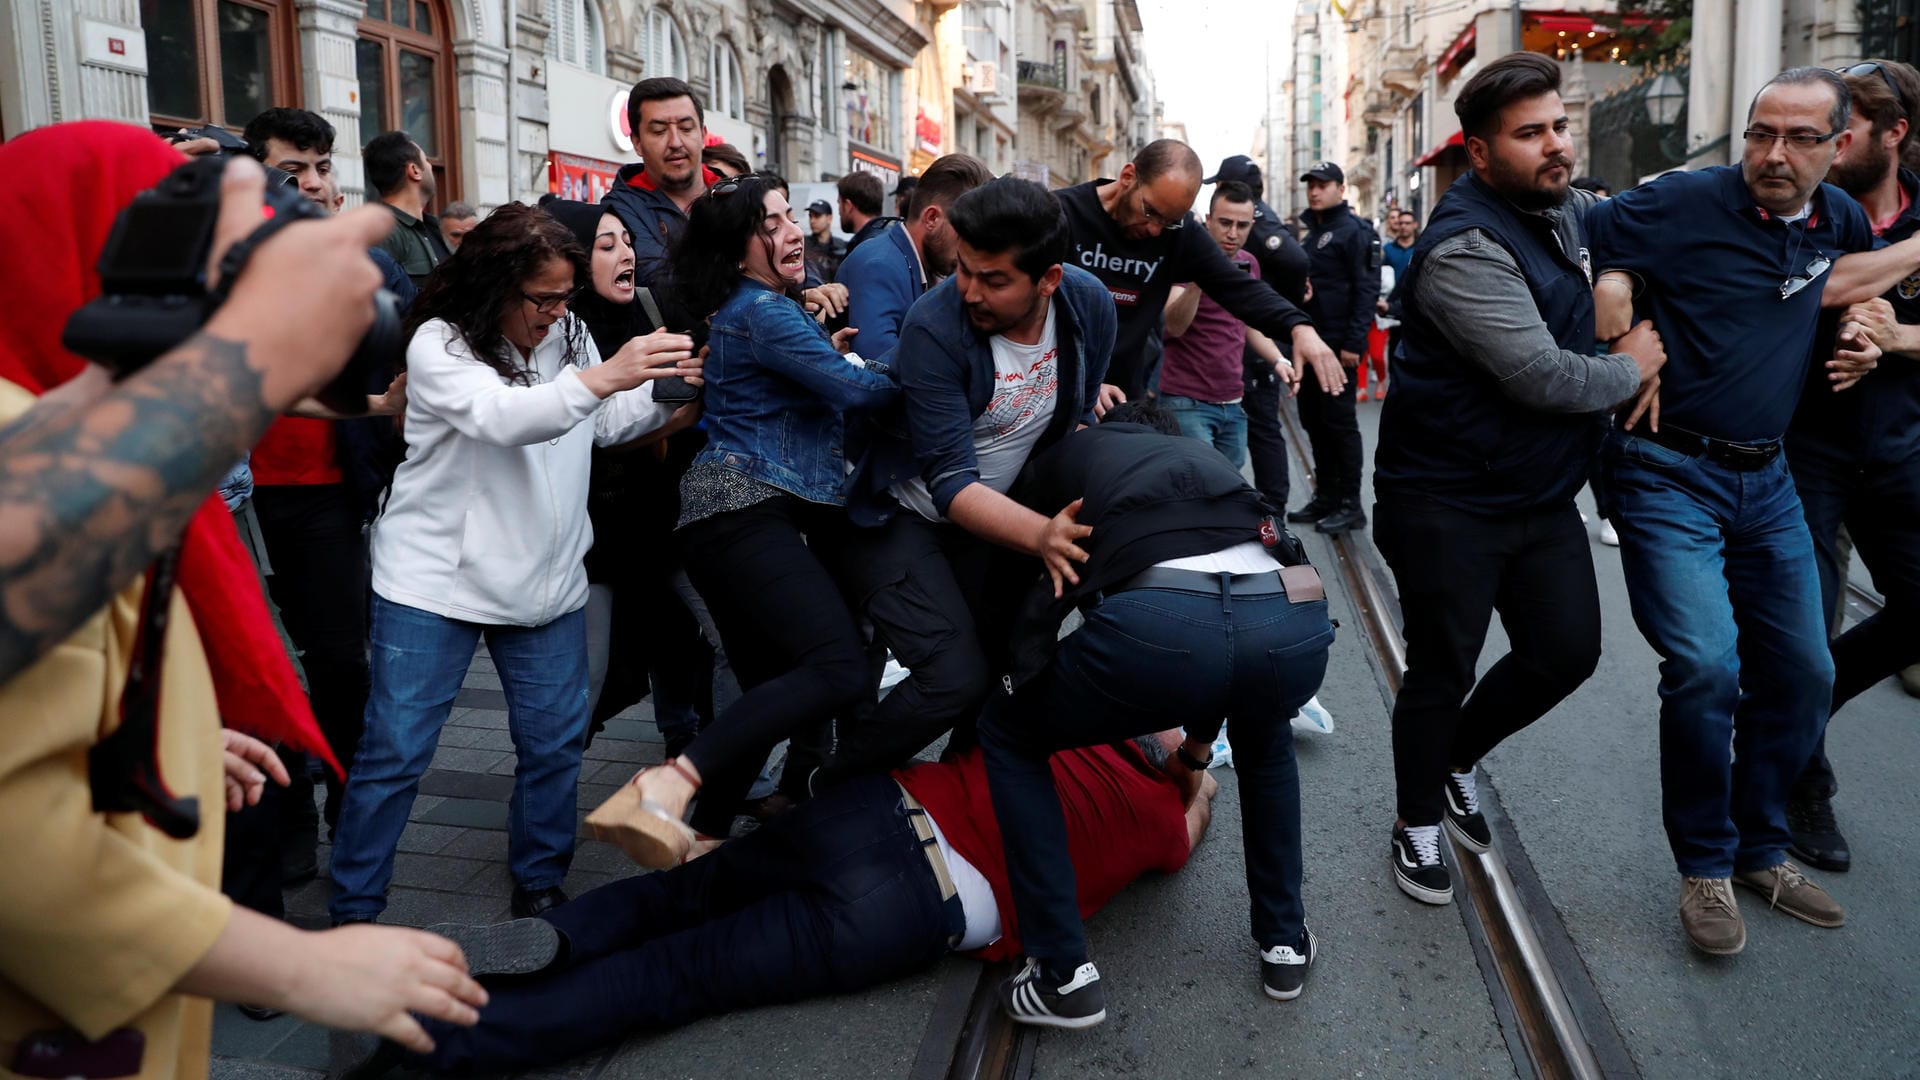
[1299,201,1381,355]
[1247,197,1311,306]
[1004,423,1304,686]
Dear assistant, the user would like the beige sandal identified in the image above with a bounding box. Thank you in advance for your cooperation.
[585,759,698,868]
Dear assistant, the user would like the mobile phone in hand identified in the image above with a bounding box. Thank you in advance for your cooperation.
[653,376,700,405]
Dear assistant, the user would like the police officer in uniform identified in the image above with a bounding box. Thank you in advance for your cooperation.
[1289,161,1380,534]
[1204,155,1313,517]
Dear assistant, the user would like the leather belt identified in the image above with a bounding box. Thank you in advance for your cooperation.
[898,785,958,902]
[1630,424,1782,472]
[1115,566,1289,597]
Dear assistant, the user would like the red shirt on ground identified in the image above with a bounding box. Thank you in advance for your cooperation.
[894,743,1192,962]
[251,417,343,486]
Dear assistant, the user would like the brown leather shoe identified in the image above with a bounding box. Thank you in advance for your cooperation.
[1679,877,1746,955]
[1733,860,1846,928]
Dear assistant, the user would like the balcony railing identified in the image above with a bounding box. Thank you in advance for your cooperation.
[1017,60,1066,89]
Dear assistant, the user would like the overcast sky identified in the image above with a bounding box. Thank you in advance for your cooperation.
[1136,0,1298,203]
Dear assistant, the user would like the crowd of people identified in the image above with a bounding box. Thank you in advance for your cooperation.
[0,45,1914,1080]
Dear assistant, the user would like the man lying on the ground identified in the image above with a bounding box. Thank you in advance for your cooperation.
[332,733,1215,1076]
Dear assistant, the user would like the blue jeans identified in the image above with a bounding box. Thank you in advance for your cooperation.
[981,584,1333,969]
[329,595,590,921]
[410,775,955,1072]
[1603,430,1833,878]
[1162,394,1249,469]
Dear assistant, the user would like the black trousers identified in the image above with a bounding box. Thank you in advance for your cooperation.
[678,496,870,835]
[1375,493,1602,826]
[1241,362,1291,512]
[252,482,370,828]
[1294,364,1362,508]
[822,513,1029,785]
[1791,449,1920,798]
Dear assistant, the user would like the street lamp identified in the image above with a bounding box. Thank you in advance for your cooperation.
[1645,71,1685,127]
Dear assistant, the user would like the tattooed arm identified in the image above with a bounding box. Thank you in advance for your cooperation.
[0,158,394,685]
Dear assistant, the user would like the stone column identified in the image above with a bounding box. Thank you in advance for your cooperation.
[454,37,514,206]
[1,0,149,133]
[295,0,369,199]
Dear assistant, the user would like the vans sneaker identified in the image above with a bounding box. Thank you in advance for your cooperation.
[1000,958,1107,1029]
[1391,824,1453,905]
[1443,769,1492,852]
[1260,927,1317,1001]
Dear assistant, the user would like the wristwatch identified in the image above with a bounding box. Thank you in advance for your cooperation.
[1176,740,1212,772]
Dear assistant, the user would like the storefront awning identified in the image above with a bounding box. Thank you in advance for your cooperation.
[1437,25,1476,77]
[1412,130,1465,168]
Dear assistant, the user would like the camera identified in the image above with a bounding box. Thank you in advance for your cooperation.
[62,154,401,415]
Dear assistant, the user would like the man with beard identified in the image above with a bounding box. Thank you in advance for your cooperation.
[364,131,449,289]
[821,178,1115,788]
[1372,53,1666,907]
[839,153,994,361]
[1779,59,1920,873]
[1583,66,1918,955]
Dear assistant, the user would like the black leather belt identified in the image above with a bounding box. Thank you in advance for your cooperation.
[1631,424,1782,472]
[1115,566,1289,596]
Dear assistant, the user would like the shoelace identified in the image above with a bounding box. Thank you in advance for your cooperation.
[1452,770,1481,815]
[1683,876,1739,915]
[1405,824,1443,865]
[1751,863,1811,909]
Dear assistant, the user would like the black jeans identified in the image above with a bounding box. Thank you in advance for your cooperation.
[222,774,293,918]
[678,496,870,834]
[1791,450,1920,798]
[252,482,370,828]
[1294,365,1362,508]
[1242,363,1291,512]
[822,514,1029,785]
[981,583,1333,970]
[1375,494,1602,826]
[412,775,956,1073]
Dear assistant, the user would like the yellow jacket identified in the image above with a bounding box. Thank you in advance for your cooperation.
[0,379,232,1079]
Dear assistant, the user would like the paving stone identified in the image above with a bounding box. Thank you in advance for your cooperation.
[380,886,510,928]
[416,796,509,831]
[262,1021,329,1071]
[569,839,641,875]
[419,767,516,801]
[582,738,651,764]
[391,852,494,890]
[454,687,508,710]
[463,669,503,690]
[210,1059,322,1080]
[597,718,653,742]
[396,821,466,853]
[439,829,510,862]
[211,1002,299,1059]
[459,862,516,898]
[436,726,517,752]
[430,745,508,773]
[446,706,507,729]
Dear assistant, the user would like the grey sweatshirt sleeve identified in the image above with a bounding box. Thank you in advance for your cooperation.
[1414,228,1641,414]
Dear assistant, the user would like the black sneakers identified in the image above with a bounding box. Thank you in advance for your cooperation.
[1260,926,1317,1001]
[1315,505,1368,534]
[1286,499,1335,524]
[1443,769,1492,853]
[1786,792,1851,872]
[1392,824,1453,905]
[1000,958,1107,1029]
[426,918,562,977]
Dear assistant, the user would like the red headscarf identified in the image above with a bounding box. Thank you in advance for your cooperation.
[0,120,339,774]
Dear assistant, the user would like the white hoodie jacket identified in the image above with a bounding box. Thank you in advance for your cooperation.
[370,316,673,626]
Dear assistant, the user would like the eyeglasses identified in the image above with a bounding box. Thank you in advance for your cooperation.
[521,285,583,314]
[1138,193,1186,230]
[704,176,745,200]
[1781,253,1832,300]
[1839,62,1910,118]
[1743,129,1843,152]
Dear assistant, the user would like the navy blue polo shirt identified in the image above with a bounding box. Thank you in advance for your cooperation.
[1585,165,1875,442]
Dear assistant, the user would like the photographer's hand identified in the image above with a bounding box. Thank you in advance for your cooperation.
[0,157,391,684]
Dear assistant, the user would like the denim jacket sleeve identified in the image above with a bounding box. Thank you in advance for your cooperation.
[895,316,982,517]
[745,292,901,411]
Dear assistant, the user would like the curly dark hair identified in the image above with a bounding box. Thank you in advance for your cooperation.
[406,202,589,384]
[669,174,792,319]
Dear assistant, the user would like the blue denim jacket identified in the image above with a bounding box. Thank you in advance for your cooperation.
[696,278,901,505]
[847,264,1117,525]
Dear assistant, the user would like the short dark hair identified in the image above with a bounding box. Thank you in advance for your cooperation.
[627,76,704,139]
[755,169,789,198]
[1454,52,1563,142]
[1133,138,1202,184]
[1210,180,1255,211]
[947,177,1069,282]
[1103,400,1181,435]
[702,141,750,176]
[244,107,335,159]
[1749,67,1851,134]
[1841,59,1920,152]
[837,171,885,216]
[441,200,478,222]
[363,130,423,197]
[908,153,993,217]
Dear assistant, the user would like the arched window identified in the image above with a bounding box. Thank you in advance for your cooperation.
[545,0,606,74]
[357,0,458,202]
[643,8,689,80]
[710,40,744,120]
[142,0,299,133]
